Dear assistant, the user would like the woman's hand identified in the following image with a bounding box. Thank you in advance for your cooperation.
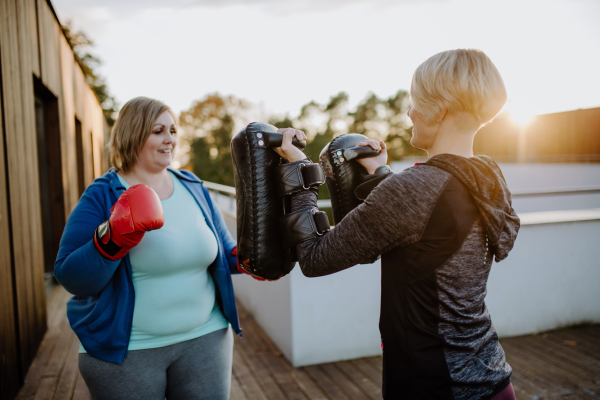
[273,128,308,162]
[356,139,388,175]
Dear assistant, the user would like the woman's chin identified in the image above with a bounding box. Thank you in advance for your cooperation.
[410,137,423,150]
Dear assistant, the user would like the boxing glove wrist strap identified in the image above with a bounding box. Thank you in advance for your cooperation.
[354,165,394,201]
[277,161,326,197]
[93,220,125,260]
[280,207,330,248]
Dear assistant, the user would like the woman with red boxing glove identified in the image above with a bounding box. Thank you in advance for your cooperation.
[54,97,252,399]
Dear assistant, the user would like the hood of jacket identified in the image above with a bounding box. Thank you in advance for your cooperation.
[424,154,520,262]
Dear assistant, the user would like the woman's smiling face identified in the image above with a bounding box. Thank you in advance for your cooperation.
[137,110,177,173]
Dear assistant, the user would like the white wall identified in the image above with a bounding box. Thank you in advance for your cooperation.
[233,216,600,366]
[390,162,600,213]
[221,164,600,366]
[485,219,600,337]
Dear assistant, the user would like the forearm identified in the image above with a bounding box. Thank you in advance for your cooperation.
[54,240,120,296]
[54,193,121,296]
[289,164,448,278]
[290,174,404,277]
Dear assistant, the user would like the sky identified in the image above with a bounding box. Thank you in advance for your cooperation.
[52,0,600,123]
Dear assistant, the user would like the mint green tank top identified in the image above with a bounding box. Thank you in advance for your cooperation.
[80,171,228,353]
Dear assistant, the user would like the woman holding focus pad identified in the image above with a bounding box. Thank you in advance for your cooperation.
[274,49,519,400]
[55,97,255,399]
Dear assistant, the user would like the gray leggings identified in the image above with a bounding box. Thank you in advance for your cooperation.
[79,327,233,400]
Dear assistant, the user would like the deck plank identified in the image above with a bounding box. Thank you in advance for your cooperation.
[32,377,55,400]
[236,307,326,400]
[502,338,599,399]
[17,285,600,400]
[335,360,381,400]
[319,362,372,400]
[302,365,350,400]
[239,312,310,400]
[52,334,80,400]
[71,373,90,400]
[230,373,247,400]
[236,341,288,399]
[503,335,600,390]
[349,358,382,388]
[232,347,269,400]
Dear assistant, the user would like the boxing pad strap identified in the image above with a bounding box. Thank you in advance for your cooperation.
[277,161,325,197]
[280,207,330,248]
[354,165,394,201]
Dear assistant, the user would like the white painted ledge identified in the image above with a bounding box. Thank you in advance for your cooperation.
[520,208,600,225]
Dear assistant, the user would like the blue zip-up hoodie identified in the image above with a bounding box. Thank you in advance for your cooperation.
[54,167,241,364]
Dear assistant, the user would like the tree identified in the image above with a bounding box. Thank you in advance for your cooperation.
[62,22,119,126]
[384,90,425,160]
[179,94,251,186]
[349,90,425,160]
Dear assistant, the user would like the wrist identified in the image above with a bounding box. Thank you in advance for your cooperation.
[373,165,393,175]
[94,221,126,260]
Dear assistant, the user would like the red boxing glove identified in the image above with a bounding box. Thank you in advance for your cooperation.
[94,184,164,260]
[232,247,270,281]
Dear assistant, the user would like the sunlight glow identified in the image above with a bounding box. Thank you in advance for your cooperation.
[507,100,536,126]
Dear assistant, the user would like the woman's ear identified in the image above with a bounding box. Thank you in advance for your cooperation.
[437,105,448,123]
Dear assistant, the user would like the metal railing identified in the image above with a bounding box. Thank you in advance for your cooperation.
[511,185,600,197]
[204,181,600,209]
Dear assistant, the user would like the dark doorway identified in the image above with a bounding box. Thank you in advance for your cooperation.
[75,118,85,198]
[34,78,65,277]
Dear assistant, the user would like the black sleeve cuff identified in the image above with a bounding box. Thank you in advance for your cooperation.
[354,165,394,201]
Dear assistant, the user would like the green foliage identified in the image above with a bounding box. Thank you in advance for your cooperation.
[181,89,425,189]
[62,22,119,126]
[180,94,250,186]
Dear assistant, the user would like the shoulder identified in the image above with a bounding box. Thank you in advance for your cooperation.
[74,170,118,216]
[373,164,452,198]
[81,170,117,201]
[168,167,203,183]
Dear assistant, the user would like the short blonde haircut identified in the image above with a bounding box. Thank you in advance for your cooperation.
[109,97,176,172]
[410,49,507,125]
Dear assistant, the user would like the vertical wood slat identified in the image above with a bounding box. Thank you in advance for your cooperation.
[27,0,40,78]
[17,0,47,351]
[0,0,35,377]
[0,17,21,399]
[0,1,107,397]
[73,67,86,191]
[37,0,60,97]
[58,34,78,213]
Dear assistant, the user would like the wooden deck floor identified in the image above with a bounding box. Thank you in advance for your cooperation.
[17,284,600,400]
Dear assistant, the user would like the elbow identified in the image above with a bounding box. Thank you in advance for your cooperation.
[54,260,104,297]
[57,278,103,297]
[298,260,322,278]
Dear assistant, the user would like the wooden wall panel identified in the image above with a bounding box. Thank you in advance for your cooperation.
[1,1,108,396]
[59,35,78,213]
[28,0,40,78]
[38,0,61,96]
[73,61,85,120]
[74,64,90,188]
[17,0,47,346]
[85,86,104,182]
[0,30,21,400]
[0,0,42,379]
[92,97,105,178]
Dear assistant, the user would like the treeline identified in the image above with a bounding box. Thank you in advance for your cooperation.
[179,91,424,190]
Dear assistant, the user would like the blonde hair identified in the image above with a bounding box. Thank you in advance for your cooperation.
[109,97,176,172]
[410,49,507,125]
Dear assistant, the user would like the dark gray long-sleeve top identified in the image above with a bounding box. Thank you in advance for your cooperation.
[289,154,519,400]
